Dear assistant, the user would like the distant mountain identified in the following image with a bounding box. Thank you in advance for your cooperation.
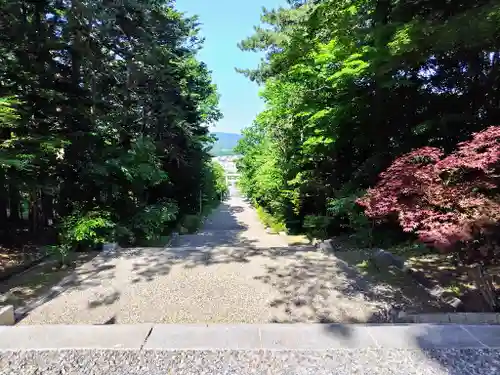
[210,132,242,156]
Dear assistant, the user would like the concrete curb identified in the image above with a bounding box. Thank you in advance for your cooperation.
[1,324,500,350]
[399,312,500,325]
[0,305,14,325]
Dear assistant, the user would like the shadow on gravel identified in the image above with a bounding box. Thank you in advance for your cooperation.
[6,198,450,327]
[10,245,182,323]
[87,290,120,309]
[6,199,262,323]
[168,240,447,324]
[411,326,500,375]
[178,245,313,269]
[256,249,452,324]
[0,251,120,322]
[320,322,497,375]
[154,200,450,324]
[254,252,396,324]
[200,201,249,232]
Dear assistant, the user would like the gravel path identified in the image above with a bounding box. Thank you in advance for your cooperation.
[18,197,393,324]
[2,349,500,375]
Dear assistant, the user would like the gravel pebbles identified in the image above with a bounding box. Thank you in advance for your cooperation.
[18,197,392,324]
[1,349,499,375]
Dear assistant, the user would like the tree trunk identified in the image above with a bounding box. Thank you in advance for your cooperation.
[41,192,53,226]
[0,172,8,230]
[468,264,499,311]
[28,189,41,235]
[8,184,21,224]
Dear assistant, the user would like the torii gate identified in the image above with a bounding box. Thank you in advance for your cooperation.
[225,172,239,186]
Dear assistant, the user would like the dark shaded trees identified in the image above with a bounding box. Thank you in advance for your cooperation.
[0,0,223,248]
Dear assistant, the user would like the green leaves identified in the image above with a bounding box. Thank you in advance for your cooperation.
[59,210,115,250]
[236,0,500,239]
[307,108,333,125]
[0,1,221,245]
[130,201,179,241]
[387,22,415,55]
[302,134,334,151]
[0,97,20,127]
[329,54,369,81]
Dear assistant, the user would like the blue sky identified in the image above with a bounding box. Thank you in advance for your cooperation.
[176,0,286,134]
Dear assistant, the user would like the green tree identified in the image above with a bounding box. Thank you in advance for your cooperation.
[236,0,500,238]
[0,0,223,251]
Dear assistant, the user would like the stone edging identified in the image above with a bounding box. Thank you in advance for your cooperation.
[399,312,500,324]
[318,239,466,313]
[0,305,14,325]
[1,324,500,350]
[169,232,179,246]
[368,248,465,311]
[317,239,500,324]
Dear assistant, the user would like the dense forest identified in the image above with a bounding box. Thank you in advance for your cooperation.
[236,0,500,267]
[0,0,227,255]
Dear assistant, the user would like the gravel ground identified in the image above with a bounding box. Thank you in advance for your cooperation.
[1,349,499,375]
[18,197,393,324]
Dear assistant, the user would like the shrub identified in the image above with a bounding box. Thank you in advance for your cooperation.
[181,214,202,234]
[113,224,138,246]
[357,126,500,265]
[303,215,332,240]
[210,160,229,200]
[59,210,115,262]
[256,205,286,233]
[129,200,178,241]
[327,191,371,231]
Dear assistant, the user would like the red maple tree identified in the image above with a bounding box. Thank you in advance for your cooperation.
[357,126,500,264]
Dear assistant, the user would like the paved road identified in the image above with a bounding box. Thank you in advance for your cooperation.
[17,196,393,324]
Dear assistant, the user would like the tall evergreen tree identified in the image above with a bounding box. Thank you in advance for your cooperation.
[0,0,223,248]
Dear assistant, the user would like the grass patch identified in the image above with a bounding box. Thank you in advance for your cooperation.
[444,283,462,297]
[286,234,311,246]
[386,241,434,260]
[334,236,499,312]
[332,246,451,313]
[0,245,52,277]
[356,259,371,270]
[405,252,500,311]
[255,205,286,233]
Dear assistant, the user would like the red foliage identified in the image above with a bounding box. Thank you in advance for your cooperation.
[357,126,500,262]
